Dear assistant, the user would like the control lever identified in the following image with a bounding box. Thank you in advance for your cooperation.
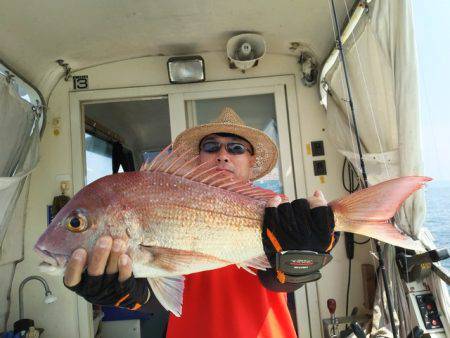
[327,298,337,337]
[350,322,365,338]
[340,307,365,338]
[397,248,449,283]
[407,326,424,338]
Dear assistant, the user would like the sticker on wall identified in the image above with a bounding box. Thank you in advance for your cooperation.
[73,75,89,90]
[306,143,312,156]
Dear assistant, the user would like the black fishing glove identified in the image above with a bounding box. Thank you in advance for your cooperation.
[64,271,151,311]
[261,199,337,284]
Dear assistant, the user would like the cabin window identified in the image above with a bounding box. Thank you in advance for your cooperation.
[83,97,171,183]
[186,93,283,193]
[84,133,116,184]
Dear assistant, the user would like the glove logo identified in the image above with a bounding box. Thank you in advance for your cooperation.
[286,259,314,268]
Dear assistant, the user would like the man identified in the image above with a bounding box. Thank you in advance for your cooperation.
[64,107,337,337]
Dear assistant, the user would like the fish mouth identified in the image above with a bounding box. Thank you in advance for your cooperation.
[34,247,69,268]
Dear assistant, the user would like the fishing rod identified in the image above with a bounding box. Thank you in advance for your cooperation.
[328,0,398,337]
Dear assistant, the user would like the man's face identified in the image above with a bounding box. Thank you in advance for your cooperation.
[199,134,255,181]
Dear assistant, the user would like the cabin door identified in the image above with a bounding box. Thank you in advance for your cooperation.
[168,79,311,337]
[70,75,312,338]
[80,96,175,338]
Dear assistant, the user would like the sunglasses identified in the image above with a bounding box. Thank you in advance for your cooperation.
[200,141,253,155]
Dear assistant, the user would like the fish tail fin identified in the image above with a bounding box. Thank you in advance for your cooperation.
[330,176,432,250]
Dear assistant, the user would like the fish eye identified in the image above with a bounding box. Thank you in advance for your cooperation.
[70,218,80,228]
[66,213,88,232]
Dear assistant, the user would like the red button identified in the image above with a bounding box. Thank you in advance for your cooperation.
[427,304,433,310]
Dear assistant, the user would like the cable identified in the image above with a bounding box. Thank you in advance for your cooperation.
[345,258,352,327]
[342,157,361,193]
[341,156,361,325]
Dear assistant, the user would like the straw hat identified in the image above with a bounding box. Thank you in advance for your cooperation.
[173,107,278,180]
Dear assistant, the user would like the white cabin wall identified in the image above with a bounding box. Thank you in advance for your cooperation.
[7,51,373,337]
[289,65,375,326]
[7,81,81,337]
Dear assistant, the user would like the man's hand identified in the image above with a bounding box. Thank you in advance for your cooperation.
[306,190,327,209]
[265,190,335,253]
[64,236,150,310]
[267,190,327,209]
[262,191,337,281]
[64,236,132,286]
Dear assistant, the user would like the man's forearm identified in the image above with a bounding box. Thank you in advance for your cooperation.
[135,280,168,314]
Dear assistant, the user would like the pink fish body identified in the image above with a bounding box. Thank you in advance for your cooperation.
[35,146,430,315]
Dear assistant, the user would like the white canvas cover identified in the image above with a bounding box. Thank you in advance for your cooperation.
[320,0,449,335]
[0,77,40,331]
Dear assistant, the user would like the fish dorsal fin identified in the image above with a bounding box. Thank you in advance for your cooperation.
[140,144,278,203]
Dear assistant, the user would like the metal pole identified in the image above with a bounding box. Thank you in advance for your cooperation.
[329,1,398,337]
[329,0,368,188]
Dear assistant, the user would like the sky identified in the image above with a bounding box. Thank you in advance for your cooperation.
[412,0,450,181]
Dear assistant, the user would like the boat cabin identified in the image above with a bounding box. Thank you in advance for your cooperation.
[0,1,448,337]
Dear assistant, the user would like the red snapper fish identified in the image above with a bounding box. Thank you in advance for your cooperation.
[34,145,430,316]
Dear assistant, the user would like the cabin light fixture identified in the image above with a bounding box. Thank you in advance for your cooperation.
[167,56,205,84]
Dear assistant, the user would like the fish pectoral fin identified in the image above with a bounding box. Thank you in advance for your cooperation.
[237,255,271,274]
[139,245,231,272]
[148,276,185,317]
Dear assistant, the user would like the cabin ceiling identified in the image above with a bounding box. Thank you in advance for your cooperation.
[0,0,354,100]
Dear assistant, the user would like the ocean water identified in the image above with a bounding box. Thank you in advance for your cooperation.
[423,180,450,272]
